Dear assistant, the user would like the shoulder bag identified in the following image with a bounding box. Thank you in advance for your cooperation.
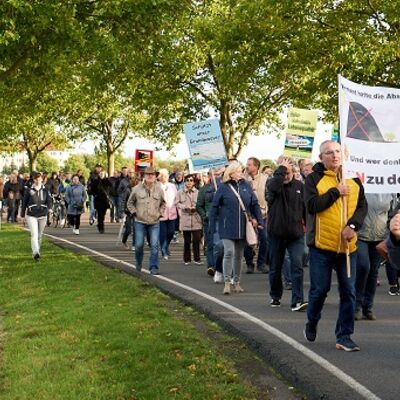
[228,184,258,247]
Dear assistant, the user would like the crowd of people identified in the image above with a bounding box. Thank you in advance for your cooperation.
[1,140,400,352]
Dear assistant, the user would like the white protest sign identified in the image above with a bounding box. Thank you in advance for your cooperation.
[338,75,400,193]
[183,119,228,172]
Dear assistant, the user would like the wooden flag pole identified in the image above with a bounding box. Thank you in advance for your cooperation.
[338,74,351,278]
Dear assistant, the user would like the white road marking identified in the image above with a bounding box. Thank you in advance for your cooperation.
[44,232,381,400]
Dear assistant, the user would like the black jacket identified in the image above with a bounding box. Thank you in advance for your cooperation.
[91,178,112,210]
[266,166,305,240]
[21,185,52,218]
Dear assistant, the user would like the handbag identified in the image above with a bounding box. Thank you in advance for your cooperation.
[228,184,258,247]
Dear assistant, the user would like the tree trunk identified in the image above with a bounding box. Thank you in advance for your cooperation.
[104,120,115,176]
[107,150,115,177]
[26,148,38,172]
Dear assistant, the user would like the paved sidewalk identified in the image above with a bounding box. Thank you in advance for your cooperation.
[44,219,399,400]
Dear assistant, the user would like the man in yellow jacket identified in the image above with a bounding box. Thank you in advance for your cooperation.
[304,140,367,352]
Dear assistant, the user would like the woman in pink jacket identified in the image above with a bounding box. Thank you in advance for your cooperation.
[158,169,178,259]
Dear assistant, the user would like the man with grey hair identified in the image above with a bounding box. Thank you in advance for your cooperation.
[304,140,367,351]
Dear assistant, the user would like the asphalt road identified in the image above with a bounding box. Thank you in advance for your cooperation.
[44,219,400,400]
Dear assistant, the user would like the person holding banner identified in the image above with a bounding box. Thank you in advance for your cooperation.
[304,140,367,352]
[244,157,269,274]
[208,161,264,295]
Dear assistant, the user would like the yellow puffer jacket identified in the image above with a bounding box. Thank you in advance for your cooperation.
[305,163,368,254]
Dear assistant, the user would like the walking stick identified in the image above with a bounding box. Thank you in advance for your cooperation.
[340,166,351,278]
[116,215,126,246]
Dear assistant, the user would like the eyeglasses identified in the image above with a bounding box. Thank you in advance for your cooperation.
[185,178,194,182]
[322,150,341,156]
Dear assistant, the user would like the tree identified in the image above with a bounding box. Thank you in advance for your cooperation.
[36,152,59,173]
[132,0,311,158]
[63,154,90,178]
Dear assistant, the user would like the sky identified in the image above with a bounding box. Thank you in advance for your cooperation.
[77,118,333,164]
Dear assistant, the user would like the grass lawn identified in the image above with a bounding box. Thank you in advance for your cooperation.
[0,226,258,400]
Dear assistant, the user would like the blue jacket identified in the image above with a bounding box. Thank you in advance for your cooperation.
[65,183,87,216]
[208,179,263,240]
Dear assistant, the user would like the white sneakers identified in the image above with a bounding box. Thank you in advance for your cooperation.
[73,229,80,235]
[213,271,224,283]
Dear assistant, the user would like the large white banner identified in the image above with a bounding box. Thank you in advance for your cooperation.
[339,75,400,193]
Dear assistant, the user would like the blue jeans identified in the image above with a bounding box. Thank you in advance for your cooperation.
[110,195,119,221]
[307,247,357,340]
[355,240,382,312]
[89,195,96,221]
[283,251,292,285]
[134,221,160,272]
[268,235,305,306]
[159,219,176,257]
[244,221,268,269]
[213,229,224,273]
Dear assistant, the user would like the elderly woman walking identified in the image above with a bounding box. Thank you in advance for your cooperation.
[209,161,264,294]
[21,172,53,261]
[64,174,87,235]
[158,168,178,259]
[175,174,203,265]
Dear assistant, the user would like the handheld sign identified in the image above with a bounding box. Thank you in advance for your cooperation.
[134,149,154,173]
[184,119,228,172]
[338,75,400,193]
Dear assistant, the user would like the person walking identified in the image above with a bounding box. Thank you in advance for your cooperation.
[158,169,178,260]
[3,172,22,222]
[175,174,203,265]
[121,174,139,249]
[304,140,367,352]
[127,167,165,274]
[87,164,102,225]
[20,172,53,261]
[244,157,269,274]
[91,171,111,234]
[64,174,87,235]
[208,161,264,295]
[388,205,400,269]
[266,156,308,311]
[354,193,396,320]
[196,167,224,277]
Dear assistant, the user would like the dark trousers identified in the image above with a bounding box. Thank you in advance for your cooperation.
[385,260,400,286]
[307,247,357,340]
[355,240,382,312]
[122,215,135,245]
[67,214,81,229]
[244,220,268,269]
[268,235,305,306]
[96,207,107,231]
[159,219,176,257]
[183,230,202,262]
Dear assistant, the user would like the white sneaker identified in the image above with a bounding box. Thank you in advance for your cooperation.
[73,229,79,235]
[213,271,224,284]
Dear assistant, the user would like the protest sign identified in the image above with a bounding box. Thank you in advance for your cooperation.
[338,76,400,193]
[134,149,154,173]
[284,107,318,159]
[183,119,227,172]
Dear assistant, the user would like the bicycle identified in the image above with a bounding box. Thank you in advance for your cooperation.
[51,196,67,228]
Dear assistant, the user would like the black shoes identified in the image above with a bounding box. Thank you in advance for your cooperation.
[33,253,40,262]
[304,322,317,342]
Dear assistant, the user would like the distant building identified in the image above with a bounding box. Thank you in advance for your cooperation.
[0,144,71,173]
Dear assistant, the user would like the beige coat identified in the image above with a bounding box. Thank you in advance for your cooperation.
[175,187,202,231]
[127,182,166,225]
[245,172,268,219]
